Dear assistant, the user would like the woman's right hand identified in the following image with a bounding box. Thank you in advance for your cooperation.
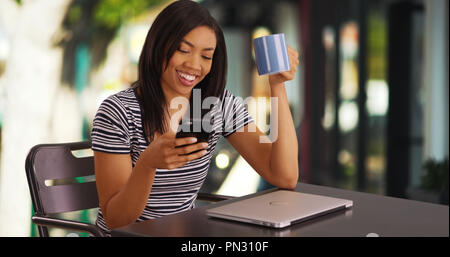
[139,132,208,170]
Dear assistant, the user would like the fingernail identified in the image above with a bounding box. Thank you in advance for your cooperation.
[191,138,197,143]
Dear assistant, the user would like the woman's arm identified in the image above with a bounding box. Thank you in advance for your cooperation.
[94,151,156,230]
[95,133,208,229]
[226,46,299,189]
[226,86,299,189]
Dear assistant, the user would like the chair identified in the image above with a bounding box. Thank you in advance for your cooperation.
[25,140,233,237]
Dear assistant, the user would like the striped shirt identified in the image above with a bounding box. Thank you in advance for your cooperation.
[91,87,253,235]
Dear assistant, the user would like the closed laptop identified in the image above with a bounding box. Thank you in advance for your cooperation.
[206,190,353,228]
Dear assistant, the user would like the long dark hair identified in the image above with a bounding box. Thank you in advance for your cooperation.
[133,0,227,141]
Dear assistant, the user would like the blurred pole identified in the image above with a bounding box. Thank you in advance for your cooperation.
[423,0,449,161]
[74,43,92,141]
[298,0,312,183]
[357,0,367,191]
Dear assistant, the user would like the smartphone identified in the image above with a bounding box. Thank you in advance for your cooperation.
[175,118,212,154]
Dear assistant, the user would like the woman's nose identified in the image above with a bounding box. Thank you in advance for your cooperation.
[184,55,202,71]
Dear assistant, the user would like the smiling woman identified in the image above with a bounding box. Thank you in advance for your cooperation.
[91,0,299,236]
[91,0,235,235]
[133,1,227,142]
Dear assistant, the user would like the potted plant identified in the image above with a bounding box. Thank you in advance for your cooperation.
[421,158,449,205]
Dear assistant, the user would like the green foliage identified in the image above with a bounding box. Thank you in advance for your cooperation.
[94,0,167,29]
[367,11,387,80]
[67,5,82,26]
[421,158,449,194]
[367,140,384,156]
[59,0,167,87]
[64,0,166,29]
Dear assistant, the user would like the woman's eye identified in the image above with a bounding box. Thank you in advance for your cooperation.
[178,48,189,53]
[202,56,212,60]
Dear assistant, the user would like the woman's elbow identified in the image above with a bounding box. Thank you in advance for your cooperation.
[268,161,299,189]
[285,165,299,189]
[283,177,298,190]
[276,172,298,190]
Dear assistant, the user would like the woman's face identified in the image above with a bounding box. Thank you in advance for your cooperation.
[160,25,217,100]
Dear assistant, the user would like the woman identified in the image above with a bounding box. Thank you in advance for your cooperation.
[91,0,299,235]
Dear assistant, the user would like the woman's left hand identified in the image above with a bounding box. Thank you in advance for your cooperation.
[268,46,299,87]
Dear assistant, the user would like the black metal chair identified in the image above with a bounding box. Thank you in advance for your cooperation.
[25,140,233,237]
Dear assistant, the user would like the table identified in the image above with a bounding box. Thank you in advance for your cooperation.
[111,182,449,237]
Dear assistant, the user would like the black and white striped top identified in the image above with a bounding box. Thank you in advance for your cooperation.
[91,87,253,235]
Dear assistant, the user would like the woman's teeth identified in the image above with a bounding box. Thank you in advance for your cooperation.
[178,71,196,81]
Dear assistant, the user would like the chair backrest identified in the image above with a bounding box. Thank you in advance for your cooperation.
[25,141,99,215]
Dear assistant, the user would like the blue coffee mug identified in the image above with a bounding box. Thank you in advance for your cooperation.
[253,33,290,75]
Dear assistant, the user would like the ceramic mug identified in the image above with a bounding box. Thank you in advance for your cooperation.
[253,33,290,75]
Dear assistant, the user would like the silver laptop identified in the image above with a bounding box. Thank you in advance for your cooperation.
[205,190,353,228]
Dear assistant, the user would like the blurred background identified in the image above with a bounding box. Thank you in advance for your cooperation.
[0,0,448,236]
